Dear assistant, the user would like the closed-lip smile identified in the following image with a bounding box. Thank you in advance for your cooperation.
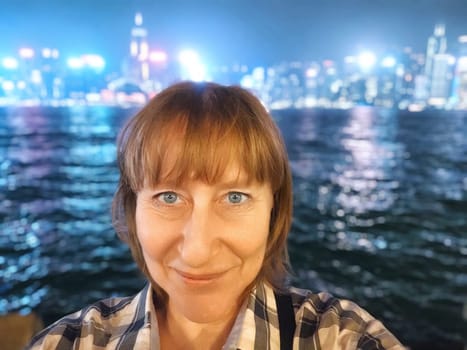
[173,269,226,283]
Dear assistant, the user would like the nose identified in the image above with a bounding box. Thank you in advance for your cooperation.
[179,205,218,267]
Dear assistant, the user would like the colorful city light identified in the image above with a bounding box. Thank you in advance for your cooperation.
[67,55,105,70]
[358,51,377,71]
[67,57,84,69]
[31,70,42,84]
[42,48,52,58]
[178,49,207,82]
[344,56,357,64]
[458,56,467,70]
[381,56,396,68]
[447,55,456,65]
[306,67,319,78]
[17,81,27,89]
[2,57,19,70]
[41,48,59,59]
[178,49,200,65]
[82,54,105,69]
[19,48,35,59]
[1,80,15,91]
[149,50,168,63]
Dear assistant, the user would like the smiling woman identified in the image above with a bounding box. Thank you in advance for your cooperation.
[27,81,404,349]
[136,175,273,346]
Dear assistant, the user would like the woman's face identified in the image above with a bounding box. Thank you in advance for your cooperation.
[135,164,273,323]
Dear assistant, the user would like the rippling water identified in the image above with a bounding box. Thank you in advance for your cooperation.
[0,106,466,347]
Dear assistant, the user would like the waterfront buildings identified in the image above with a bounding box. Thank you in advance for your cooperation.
[1,19,466,110]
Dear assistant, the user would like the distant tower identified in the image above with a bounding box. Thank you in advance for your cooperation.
[455,35,467,108]
[425,24,447,79]
[130,13,148,59]
[129,12,149,81]
[424,24,453,106]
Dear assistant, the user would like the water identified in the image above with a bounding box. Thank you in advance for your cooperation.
[0,106,466,347]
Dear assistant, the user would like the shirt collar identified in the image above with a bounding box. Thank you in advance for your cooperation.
[143,282,280,350]
[228,283,281,350]
[144,284,161,350]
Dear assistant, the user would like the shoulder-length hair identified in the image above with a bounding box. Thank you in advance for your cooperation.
[112,81,293,302]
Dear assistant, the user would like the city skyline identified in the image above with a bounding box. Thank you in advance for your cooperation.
[2,0,467,68]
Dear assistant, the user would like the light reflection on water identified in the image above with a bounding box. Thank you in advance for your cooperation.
[0,106,140,321]
[277,107,466,345]
[0,106,466,346]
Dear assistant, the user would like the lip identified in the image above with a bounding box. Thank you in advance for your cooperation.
[173,268,227,285]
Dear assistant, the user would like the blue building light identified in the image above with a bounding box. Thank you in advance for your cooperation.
[82,55,106,70]
[67,57,84,70]
[358,51,376,71]
[2,57,19,70]
[381,56,397,68]
[67,55,106,71]
[178,49,207,82]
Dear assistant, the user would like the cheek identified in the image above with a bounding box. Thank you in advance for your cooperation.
[135,208,180,259]
[227,213,270,258]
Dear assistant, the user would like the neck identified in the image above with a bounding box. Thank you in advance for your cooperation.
[156,303,238,350]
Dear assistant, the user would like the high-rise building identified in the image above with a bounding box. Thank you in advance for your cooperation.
[399,48,425,105]
[424,24,454,106]
[39,48,62,100]
[425,24,447,79]
[455,35,467,108]
[429,53,455,106]
[128,12,149,81]
[130,13,148,60]
[375,54,400,108]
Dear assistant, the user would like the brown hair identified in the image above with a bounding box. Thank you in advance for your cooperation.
[112,81,293,301]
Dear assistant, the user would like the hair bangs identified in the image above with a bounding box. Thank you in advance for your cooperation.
[140,111,277,188]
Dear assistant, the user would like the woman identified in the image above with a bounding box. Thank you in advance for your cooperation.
[28,81,404,349]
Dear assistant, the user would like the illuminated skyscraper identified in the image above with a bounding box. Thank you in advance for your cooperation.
[398,47,424,106]
[130,13,148,60]
[424,24,454,106]
[40,48,62,99]
[128,12,149,81]
[430,53,455,106]
[455,35,467,108]
[425,24,447,79]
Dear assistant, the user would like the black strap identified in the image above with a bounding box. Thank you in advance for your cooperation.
[274,291,296,350]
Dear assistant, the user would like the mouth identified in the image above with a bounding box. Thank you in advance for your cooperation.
[173,269,227,285]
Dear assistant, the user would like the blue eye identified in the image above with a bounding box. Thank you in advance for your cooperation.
[227,192,246,204]
[159,192,178,204]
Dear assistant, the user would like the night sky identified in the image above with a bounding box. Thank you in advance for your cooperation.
[2,0,467,69]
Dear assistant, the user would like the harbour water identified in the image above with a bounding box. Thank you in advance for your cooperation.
[0,105,466,347]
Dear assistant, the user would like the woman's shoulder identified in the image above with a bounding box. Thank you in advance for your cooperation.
[286,286,405,349]
[27,289,149,350]
[287,286,370,319]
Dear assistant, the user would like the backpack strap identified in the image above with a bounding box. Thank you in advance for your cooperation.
[274,291,296,350]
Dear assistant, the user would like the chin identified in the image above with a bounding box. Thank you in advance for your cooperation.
[169,289,243,324]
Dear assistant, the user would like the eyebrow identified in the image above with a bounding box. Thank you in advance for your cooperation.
[147,174,256,189]
[215,175,258,189]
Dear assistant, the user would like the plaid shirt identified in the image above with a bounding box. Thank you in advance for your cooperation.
[28,283,404,349]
